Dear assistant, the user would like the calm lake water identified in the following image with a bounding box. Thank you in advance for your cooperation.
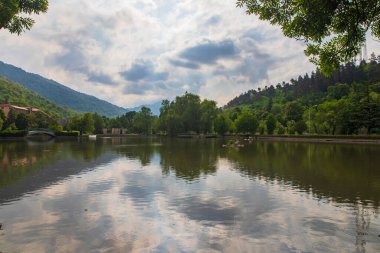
[0,137,379,253]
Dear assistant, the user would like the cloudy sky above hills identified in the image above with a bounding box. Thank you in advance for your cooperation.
[0,0,379,107]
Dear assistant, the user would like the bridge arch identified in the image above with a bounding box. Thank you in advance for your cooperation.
[26,129,56,138]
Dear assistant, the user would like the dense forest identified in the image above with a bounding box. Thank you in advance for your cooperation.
[1,57,380,136]
[224,55,380,135]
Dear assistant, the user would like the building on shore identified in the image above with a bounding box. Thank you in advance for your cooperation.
[102,128,128,135]
[0,104,41,118]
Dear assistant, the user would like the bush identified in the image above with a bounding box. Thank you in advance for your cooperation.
[235,112,258,134]
[0,130,27,137]
[286,120,296,134]
[295,120,307,135]
[55,131,80,137]
[266,114,277,134]
[276,124,286,135]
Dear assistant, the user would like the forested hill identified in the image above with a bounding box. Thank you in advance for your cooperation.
[226,58,380,108]
[224,57,380,135]
[0,61,127,117]
[0,77,74,117]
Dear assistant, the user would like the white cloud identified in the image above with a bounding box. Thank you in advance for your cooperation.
[2,0,376,108]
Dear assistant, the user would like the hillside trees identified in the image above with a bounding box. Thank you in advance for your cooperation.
[225,60,380,135]
[266,114,277,135]
[235,112,258,134]
[15,113,28,130]
[157,93,219,135]
[200,100,218,133]
[132,107,153,135]
[0,0,49,34]
[237,0,380,75]
[214,114,232,136]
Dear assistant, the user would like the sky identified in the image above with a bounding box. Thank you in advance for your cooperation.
[0,0,379,108]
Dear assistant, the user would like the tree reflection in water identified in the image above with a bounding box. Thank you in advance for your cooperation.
[0,138,379,251]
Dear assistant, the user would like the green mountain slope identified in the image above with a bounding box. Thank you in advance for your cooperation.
[0,61,127,117]
[224,60,380,135]
[0,77,75,117]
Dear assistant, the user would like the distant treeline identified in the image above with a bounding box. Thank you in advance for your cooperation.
[1,57,380,136]
[227,54,380,108]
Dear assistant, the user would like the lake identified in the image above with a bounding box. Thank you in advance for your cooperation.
[0,137,379,252]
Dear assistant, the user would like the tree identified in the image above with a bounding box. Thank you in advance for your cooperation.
[5,108,16,129]
[68,115,82,132]
[175,93,201,133]
[81,113,95,134]
[200,100,218,133]
[266,114,277,135]
[214,114,232,136]
[286,120,296,135]
[0,0,49,35]
[0,109,5,130]
[235,112,258,134]
[93,113,105,134]
[277,123,285,135]
[284,101,304,122]
[295,120,307,135]
[237,0,380,75]
[327,83,350,100]
[15,113,28,130]
[133,107,153,135]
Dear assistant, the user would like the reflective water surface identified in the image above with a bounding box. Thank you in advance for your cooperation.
[0,137,379,252]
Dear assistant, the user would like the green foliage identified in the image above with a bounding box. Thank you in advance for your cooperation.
[284,101,304,122]
[133,107,153,135]
[158,93,218,136]
[0,77,74,117]
[15,113,28,130]
[258,120,265,135]
[0,117,3,130]
[235,112,258,134]
[54,131,79,137]
[237,0,380,75]
[0,109,5,121]
[200,100,218,133]
[276,123,285,135]
[81,113,95,134]
[4,108,15,128]
[226,60,380,136]
[68,113,95,134]
[295,120,307,135]
[0,130,27,137]
[110,111,136,131]
[327,83,350,100]
[286,120,296,135]
[0,0,49,35]
[266,114,277,135]
[214,114,232,136]
[93,113,105,134]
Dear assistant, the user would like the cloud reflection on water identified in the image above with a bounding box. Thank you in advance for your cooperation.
[0,139,379,252]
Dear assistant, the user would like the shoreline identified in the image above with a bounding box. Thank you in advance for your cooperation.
[253,135,380,144]
[0,134,380,145]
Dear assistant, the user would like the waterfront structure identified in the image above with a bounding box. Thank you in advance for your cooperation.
[0,104,40,118]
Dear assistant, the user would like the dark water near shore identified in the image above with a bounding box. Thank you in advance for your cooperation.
[0,137,379,252]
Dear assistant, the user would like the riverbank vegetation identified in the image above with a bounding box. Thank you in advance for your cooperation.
[1,59,380,137]
[61,59,380,136]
